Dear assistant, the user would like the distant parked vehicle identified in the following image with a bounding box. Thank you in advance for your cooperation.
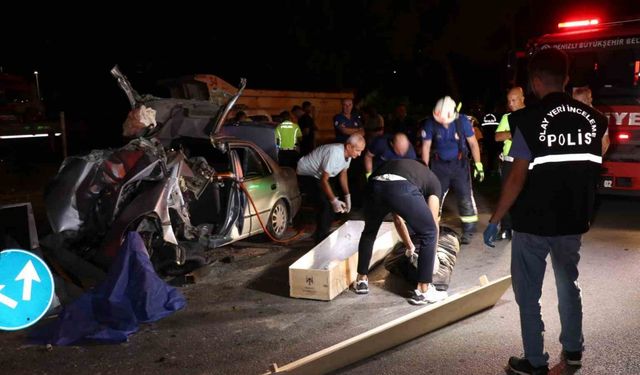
[0,72,64,158]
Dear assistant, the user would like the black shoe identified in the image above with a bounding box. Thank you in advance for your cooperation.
[562,350,582,367]
[507,357,549,375]
[460,232,472,245]
[496,229,512,241]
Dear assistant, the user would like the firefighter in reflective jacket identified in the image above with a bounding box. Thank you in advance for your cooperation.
[275,110,302,168]
[421,96,484,244]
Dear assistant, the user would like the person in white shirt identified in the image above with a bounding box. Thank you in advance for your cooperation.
[297,134,366,243]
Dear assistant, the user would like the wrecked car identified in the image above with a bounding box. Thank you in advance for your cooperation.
[44,66,301,274]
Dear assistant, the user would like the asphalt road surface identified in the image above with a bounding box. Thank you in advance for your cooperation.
[0,187,639,375]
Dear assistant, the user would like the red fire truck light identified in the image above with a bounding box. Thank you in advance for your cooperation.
[558,19,599,29]
[617,133,630,141]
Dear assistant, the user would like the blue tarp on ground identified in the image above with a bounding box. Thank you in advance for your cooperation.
[30,232,186,345]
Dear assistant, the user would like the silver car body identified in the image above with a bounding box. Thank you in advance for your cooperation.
[45,69,300,269]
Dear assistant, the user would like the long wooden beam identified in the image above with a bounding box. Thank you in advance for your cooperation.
[268,275,512,374]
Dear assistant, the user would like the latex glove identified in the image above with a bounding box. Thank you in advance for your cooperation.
[473,162,485,182]
[483,222,499,248]
[405,247,419,269]
[404,245,416,258]
[344,194,352,213]
[331,197,347,213]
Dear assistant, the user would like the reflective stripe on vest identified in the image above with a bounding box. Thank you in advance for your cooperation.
[528,153,602,170]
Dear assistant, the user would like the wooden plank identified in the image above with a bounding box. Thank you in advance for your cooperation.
[194,73,354,99]
[242,89,353,99]
[235,94,347,144]
[270,275,512,374]
[479,274,489,286]
[194,73,353,144]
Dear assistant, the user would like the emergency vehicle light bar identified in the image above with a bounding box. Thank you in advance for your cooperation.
[558,19,599,29]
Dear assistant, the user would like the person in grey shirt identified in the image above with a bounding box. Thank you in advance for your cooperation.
[297,134,366,243]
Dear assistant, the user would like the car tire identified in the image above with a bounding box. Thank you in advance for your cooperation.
[267,199,288,240]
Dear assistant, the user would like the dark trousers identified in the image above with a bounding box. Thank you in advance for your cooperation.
[278,150,300,169]
[300,175,338,243]
[500,160,512,231]
[431,158,478,233]
[315,184,335,243]
[357,180,437,283]
[347,156,366,209]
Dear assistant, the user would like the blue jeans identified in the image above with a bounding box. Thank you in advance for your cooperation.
[511,231,584,367]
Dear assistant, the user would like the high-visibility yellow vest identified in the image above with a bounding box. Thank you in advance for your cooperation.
[275,121,302,150]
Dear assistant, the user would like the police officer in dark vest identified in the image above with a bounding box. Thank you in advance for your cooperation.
[484,48,608,374]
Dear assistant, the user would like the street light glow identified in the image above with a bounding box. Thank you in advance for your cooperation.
[33,70,41,100]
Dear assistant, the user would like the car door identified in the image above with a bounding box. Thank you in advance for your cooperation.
[232,146,276,235]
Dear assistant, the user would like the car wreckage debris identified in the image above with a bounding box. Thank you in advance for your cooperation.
[43,67,300,279]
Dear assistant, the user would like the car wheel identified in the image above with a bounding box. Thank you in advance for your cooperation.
[267,199,288,239]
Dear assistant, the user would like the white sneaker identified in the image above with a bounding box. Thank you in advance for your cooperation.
[353,279,369,294]
[407,285,448,305]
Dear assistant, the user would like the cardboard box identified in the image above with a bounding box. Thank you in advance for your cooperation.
[289,220,399,301]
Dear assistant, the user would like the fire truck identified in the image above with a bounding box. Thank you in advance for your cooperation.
[521,16,640,195]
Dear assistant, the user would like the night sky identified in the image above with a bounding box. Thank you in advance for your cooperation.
[2,0,639,150]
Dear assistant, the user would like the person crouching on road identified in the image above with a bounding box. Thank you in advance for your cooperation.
[353,159,447,305]
[364,132,420,253]
[364,132,417,179]
[296,134,366,243]
[421,96,484,245]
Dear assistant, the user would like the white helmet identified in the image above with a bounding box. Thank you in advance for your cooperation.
[433,96,457,125]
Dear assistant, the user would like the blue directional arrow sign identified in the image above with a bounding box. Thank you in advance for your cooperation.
[0,249,54,330]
